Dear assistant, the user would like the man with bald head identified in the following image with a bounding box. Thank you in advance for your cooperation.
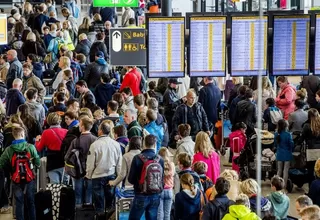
[6,50,23,89]
[172,90,211,140]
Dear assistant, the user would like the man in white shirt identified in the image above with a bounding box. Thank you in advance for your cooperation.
[86,120,122,213]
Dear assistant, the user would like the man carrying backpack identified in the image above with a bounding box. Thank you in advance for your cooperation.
[0,126,40,220]
[202,177,234,219]
[128,134,164,220]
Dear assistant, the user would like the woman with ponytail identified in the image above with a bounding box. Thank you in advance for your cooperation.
[157,147,175,220]
[175,173,203,220]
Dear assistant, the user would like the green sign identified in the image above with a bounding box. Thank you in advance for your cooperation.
[93,0,139,7]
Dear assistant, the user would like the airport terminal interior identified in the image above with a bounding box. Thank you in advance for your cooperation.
[1,0,320,219]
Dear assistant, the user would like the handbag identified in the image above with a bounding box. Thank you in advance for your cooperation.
[34,43,43,62]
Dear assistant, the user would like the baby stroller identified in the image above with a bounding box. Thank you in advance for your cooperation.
[236,130,276,181]
[287,131,309,192]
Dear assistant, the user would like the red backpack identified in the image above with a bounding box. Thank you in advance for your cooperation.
[11,150,35,184]
[138,154,164,194]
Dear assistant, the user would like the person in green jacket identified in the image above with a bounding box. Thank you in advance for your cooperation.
[267,176,290,220]
[124,108,143,139]
[223,193,261,220]
[0,126,40,220]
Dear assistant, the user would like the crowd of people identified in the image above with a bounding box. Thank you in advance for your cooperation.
[0,1,320,220]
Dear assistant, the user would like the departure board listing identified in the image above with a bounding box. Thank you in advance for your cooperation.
[231,16,268,76]
[273,15,310,76]
[147,17,185,78]
[314,15,320,75]
[189,17,226,77]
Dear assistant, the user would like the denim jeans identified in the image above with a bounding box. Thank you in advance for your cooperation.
[48,167,64,184]
[12,180,36,220]
[72,177,92,205]
[129,194,161,220]
[157,189,173,220]
[92,175,116,213]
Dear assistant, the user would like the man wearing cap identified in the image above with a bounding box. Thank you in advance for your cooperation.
[84,51,109,91]
[120,66,142,96]
[163,78,186,135]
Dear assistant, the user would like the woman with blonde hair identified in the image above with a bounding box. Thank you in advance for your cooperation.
[174,173,203,220]
[300,108,320,186]
[75,33,92,62]
[253,76,275,110]
[91,13,105,33]
[192,131,220,183]
[78,16,91,36]
[300,205,320,220]
[308,159,320,206]
[52,56,72,90]
[209,169,241,202]
[158,147,175,220]
[240,178,272,218]
[62,21,75,50]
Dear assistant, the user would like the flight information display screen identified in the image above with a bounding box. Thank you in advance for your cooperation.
[189,16,226,77]
[231,16,268,76]
[147,17,185,78]
[272,15,310,75]
[314,15,320,75]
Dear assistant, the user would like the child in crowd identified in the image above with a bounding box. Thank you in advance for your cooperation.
[263,98,283,132]
[0,126,40,220]
[158,147,175,220]
[174,124,195,165]
[274,119,294,189]
[113,125,129,154]
[62,69,75,98]
[300,205,320,220]
[229,122,247,173]
[193,161,213,199]
[75,53,87,72]
[174,152,202,195]
[222,193,260,220]
[240,178,272,218]
[175,173,203,220]
[267,176,290,219]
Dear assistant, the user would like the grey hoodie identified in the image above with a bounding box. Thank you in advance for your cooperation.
[26,100,45,126]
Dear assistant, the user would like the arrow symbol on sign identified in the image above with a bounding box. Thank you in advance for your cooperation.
[113,31,121,39]
[112,31,121,52]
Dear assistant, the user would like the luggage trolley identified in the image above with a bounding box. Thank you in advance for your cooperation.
[115,188,145,220]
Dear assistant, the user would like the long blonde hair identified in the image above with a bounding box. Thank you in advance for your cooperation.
[158,147,171,177]
[262,76,272,90]
[79,16,91,30]
[180,173,196,196]
[194,131,214,158]
[309,108,320,137]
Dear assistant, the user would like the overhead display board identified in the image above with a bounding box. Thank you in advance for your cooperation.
[314,15,320,75]
[0,14,7,45]
[230,16,268,76]
[93,0,138,7]
[147,17,185,78]
[189,16,226,77]
[272,15,310,76]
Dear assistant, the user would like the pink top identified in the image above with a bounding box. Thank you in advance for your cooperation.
[193,151,220,184]
[164,161,175,189]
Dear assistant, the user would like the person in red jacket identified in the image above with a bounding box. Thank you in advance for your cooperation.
[120,66,142,96]
[35,112,68,183]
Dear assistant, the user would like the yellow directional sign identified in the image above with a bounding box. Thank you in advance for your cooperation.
[124,32,132,39]
[110,28,146,66]
[124,43,139,51]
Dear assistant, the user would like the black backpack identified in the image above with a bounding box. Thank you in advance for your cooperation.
[209,199,234,220]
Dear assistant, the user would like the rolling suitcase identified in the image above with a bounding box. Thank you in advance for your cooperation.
[35,189,54,220]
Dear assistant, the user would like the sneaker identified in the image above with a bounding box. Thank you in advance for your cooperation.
[0,207,12,214]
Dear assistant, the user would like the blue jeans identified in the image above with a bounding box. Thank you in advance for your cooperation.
[72,177,92,205]
[12,181,36,220]
[48,167,64,184]
[157,189,173,220]
[129,194,161,220]
[92,175,116,213]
